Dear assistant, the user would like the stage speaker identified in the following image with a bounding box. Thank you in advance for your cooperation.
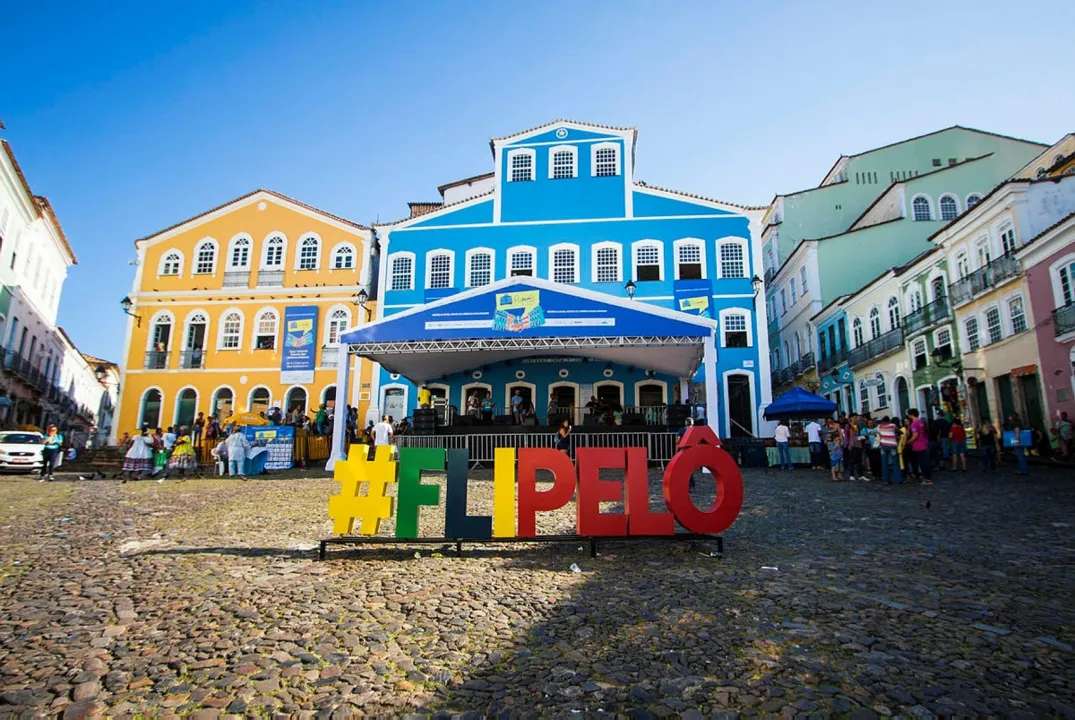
[667,404,691,428]
[494,414,514,426]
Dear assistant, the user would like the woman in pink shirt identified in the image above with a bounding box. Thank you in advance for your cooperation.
[908,409,932,485]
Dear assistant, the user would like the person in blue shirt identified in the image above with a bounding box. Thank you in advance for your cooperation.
[39,425,64,482]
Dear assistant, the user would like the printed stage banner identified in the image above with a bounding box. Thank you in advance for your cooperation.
[281,306,318,384]
[244,425,295,471]
[673,279,714,319]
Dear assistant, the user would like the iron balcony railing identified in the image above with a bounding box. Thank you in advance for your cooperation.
[144,351,169,369]
[179,350,206,369]
[817,347,848,374]
[788,359,802,377]
[798,352,815,375]
[848,327,905,368]
[223,270,251,288]
[764,267,777,284]
[949,254,1022,307]
[258,270,285,287]
[1054,303,1075,338]
[902,297,950,336]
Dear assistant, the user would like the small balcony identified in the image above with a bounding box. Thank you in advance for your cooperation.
[321,345,340,368]
[257,270,285,287]
[1054,303,1075,339]
[903,297,950,337]
[949,254,1022,307]
[178,350,206,369]
[797,352,815,375]
[817,347,848,374]
[848,327,905,368]
[764,267,777,284]
[144,351,169,370]
[223,270,251,288]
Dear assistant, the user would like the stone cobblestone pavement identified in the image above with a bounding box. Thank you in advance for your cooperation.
[1,463,1073,718]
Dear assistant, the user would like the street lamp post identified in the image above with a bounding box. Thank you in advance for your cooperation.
[119,296,141,327]
[352,289,372,322]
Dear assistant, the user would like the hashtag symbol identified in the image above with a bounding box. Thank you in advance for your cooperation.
[328,445,397,536]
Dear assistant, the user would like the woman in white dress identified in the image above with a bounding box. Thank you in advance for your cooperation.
[121,425,155,481]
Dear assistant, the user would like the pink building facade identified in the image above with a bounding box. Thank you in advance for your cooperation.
[1019,214,1075,424]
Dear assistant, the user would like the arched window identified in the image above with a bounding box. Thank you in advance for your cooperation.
[218,310,243,350]
[717,239,747,278]
[592,242,622,283]
[908,288,923,313]
[262,234,285,269]
[999,221,1018,255]
[975,235,992,268]
[193,239,217,275]
[793,333,802,359]
[720,310,750,348]
[985,306,1003,344]
[248,386,271,411]
[966,193,982,209]
[869,307,882,339]
[939,195,959,221]
[253,309,277,350]
[465,248,494,287]
[852,317,864,347]
[674,239,705,280]
[426,250,455,289]
[783,340,791,365]
[227,235,252,269]
[930,275,946,302]
[633,240,663,282]
[859,381,870,414]
[332,243,356,270]
[548,146,578,179]
[912,196,932,221]
[887,296,900,330]
[912,338,928,369]
[875,375,888,409]
[139,388,163,428]
[507,246,536,277]
[591,142,620,177]
[146,311,173,368]
[175,387,197,427]
[324,306,351,345]
[1008,295,1027,333]
[550,244,579,284]
[389,252,414,291]
[297,235,320,270]
[964,317,980,351]
[956,251,970,278]
[211,387,234,419]
[507,149,535,182]
[159,250,183,276]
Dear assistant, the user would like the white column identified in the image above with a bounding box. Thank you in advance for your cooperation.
[679,379,689,404]
[326,344,351,471]
[359,236,373,289]
[703,332,719,432]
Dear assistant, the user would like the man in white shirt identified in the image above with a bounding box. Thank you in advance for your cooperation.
[163,426,177,452]
[774,421,793,470]
[372,416,394,447]
[805,419,823,470]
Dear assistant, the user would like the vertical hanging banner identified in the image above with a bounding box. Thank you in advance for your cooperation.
[673,279,714,318]
[281,306,318,384]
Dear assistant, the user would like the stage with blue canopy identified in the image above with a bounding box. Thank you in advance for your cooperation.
[763,386,836,421]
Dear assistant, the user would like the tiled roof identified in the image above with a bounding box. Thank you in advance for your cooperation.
[135,189,370,246]
[407,201,444,218]
[1,140,78,264]
[490,119,635,144]
[376,191,494,228]
[633,183,766,211]
[80,352,118,370]
[437,172,493,197]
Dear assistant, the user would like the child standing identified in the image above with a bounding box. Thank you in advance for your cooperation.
[828,429,844,482]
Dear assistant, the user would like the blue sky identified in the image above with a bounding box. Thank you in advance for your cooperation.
[2,0,1073,359]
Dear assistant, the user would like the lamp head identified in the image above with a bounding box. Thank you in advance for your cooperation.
[624,280,636,299]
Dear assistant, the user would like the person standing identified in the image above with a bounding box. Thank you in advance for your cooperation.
[908,409,932,485]
[418,385,432,409]
[511,389,523,424]
[863,418,881,479]
[845,414,865,481]
[373,415,394,447]
[978,420,998,470]
[949,418,968,471]
[192,412,205,448]
[39,425,64,482]
[163,426,177,453]
[122,425,156,482]
[225,429,252,478]
[167,426,201,479]
[1010,421,1030,476]
[773,420,792,470]
[314,404,328,436]
[556,419,572,456]
[877,416,901,484]
[805,419,823,470]
[827,425,844,482]
[1055,412,1073,458]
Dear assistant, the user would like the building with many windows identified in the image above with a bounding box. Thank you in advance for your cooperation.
[114,190,375,437]
[370,120,768,437]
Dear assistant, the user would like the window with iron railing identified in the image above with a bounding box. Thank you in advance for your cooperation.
[949,254,1021,306]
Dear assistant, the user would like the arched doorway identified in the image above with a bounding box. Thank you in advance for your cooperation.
[175,388,197,428]
[322,385,337,411]
[594,381,624,410]
[895,376,910,418]
[183,311,208,367]
[140,389,162,429]
[248,386,271,413]
[286,387,308,415]
[212,387,234,421]
[637,382,665,407]
[725,373,754,438]
[505,382,535,423]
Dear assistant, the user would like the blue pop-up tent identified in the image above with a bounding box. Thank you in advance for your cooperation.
[763,386,836,421]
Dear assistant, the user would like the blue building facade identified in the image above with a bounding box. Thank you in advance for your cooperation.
[814,298,855,414]
[369,121,769,437]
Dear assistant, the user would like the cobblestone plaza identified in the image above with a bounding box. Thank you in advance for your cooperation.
[1,467,1073,717]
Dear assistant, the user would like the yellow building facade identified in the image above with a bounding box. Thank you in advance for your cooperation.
[114,190,375,437]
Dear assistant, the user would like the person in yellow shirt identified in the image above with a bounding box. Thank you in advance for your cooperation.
[418,386,431,409]
[166,426,202,480]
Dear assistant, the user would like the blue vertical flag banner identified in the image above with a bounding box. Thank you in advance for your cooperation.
[281,306,319,384]
[673,279,714,318]
[244,426,295,470]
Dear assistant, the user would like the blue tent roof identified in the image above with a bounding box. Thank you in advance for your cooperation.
[338,276,717,383]
[763,386,836,420]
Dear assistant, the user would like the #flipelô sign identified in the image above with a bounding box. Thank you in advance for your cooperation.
[327,426,744,540]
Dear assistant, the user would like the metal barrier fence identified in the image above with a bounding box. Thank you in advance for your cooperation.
[395,432,680,466]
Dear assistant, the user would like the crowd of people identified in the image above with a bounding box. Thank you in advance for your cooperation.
[771,408,1073,482]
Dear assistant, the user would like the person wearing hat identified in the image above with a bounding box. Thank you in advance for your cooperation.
[120,424,155,482]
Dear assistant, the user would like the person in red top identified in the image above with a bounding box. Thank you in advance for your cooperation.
[908,409,932,485]
[948,418,968,472]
